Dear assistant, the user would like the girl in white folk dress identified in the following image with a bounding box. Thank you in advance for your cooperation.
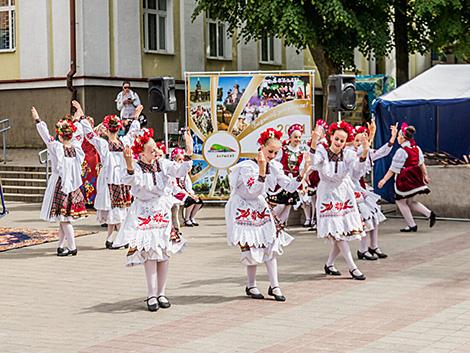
[226,128,310,302]
[32,107,87,257]
[309,121,369,280]
[378,123,436,232]
[349,124,397,261]
[113,129,193,312]
[78,102,143,249]
[171,147,204,227]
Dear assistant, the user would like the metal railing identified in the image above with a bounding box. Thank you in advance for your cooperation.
[38,149,50,182]
[0,118,11,164]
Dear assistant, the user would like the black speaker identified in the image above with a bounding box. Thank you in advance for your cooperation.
[148,77,177,113]
[327,75,356,111]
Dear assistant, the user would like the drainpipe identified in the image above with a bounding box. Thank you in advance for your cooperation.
[66,0,77,109]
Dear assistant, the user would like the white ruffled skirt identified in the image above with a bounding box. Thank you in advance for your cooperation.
[114,196,186,266]
[355,187,386,232]
[97,207,128,225]
[225,194,294,265]
[316,178,365,241]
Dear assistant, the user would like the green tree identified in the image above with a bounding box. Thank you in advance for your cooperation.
[193,0,393,114]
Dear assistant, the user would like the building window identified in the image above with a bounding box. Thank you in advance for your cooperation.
[0,0,15,52]
[143,0,173,54]
[206,17,232,60]
[260,34,281,65]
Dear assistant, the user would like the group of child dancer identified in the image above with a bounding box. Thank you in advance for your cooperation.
[33,102,436,311]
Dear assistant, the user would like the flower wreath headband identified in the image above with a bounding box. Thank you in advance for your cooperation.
[258,127,283,146]
[103,114,122,133]
[131,128,154,156]
[55,118,77,138]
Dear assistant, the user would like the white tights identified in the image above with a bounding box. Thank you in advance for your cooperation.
[185,203,203,221]
[144,260,169,303]
[59,221,76,250]
[327,239,361,273]
[396,197,431,227]
[106,223,120,242]
[359,228,379,252]
[274,205,292,224]
[246,258,281,294]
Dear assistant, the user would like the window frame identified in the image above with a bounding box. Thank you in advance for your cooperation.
[0,0,16,53]
[206,17,232,61]
[143,0,174,55]
[259,34,281,65]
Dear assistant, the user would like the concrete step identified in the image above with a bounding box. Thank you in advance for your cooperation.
[3,193,43,203]
[0,165,48,172]
[1,178,48,187]
[0,170,47,180]
[2,185,46,195]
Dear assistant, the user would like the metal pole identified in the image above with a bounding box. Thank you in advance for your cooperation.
[338,111,342,122]
[2,130,6,164]
[164,112,169,153]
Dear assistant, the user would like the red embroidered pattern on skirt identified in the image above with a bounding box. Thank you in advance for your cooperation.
[49,177,87,219]
[108,184,132,208]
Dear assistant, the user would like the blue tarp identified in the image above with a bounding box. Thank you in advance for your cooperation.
[372,65,470,203]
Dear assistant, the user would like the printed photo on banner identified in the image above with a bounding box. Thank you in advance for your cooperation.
[216,76,251,131]
[189,76,214,136]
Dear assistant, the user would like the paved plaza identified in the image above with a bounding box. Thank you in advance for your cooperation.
[2,202,470,353]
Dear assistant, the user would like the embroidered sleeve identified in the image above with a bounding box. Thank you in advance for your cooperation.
[390,148,407,173]
[369,142,393,162]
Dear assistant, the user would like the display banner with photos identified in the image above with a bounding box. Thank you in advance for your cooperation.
[186,71,315,200]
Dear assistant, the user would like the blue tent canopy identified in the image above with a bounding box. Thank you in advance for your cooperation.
[372,65,470,202]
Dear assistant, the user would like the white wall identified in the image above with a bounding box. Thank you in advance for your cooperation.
[51,0,70,77]
[237,40,258,71]
[285,45,304,70]
[183,0,204,73]
[113,0,142,77]
[76,0,110,76]
[19,0,50,79]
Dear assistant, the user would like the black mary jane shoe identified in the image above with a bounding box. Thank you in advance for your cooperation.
[268,286,286,302]
[57,248,77,257]
[57,247,65,256]
[400,225,418,233]
[324,264,341,276]
[68,248,78,256]
[245,286,264,299]
[349,268,366,281]
[369,247,388,259]
[357,250,378,261]
[105,240,114,249]
[429,211,437,228]
[191,220,199,226]
[157,295,171,309]
[184,220,193,227]
[145,296,159,312]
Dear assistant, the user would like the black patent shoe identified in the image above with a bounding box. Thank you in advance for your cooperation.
[105,240,113,249]
[268,286,286,302]
[157,295,171,309]
[68,248,78,256]
[145,296,159,312]
[245,286,264,299]
[324,264,341,276]
[400,225,418,232]
[191,220,199,226]
[57,247,65,256]
[349,268,366,280]
[369,247,388,259]
[184,220,193,227]
[357,250,378,261]
[429,211,437,228]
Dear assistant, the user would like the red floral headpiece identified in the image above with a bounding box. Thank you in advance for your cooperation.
[171,147,185,160]
[400,122,409,137]
[55,118,77,139]
[328,121,353,142]
[155,141,167,155]
[315,119,329,130]
[400,122,416,146]
[287,124,303,137]
[103,114,122,133]
[132,128,154,156]
[258,127,283,145]
[353,125,370,136]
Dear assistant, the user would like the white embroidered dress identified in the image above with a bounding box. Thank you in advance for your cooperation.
[113,158,192,266]
[81,119,140,224]
[226,159,300,265]
[36,121,85,222]
[346,144,392,231]
[310,144,368,241]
